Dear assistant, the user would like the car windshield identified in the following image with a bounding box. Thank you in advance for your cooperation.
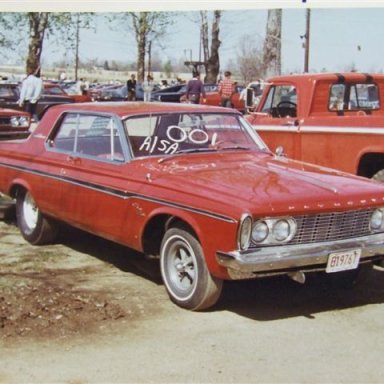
[124,112,269,158]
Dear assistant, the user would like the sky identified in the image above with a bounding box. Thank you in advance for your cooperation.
[2,1,384,74]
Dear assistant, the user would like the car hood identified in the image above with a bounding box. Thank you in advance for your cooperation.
[0,108,29,116]
[138,151,384,216]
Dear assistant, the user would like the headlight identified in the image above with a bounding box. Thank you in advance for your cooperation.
[252,220,269,243]
[10,116,30,127]
[370,208,384,231]
[272,219,291,242]
[238,215,252,250]
[251,217,296,245]
[10,116,20,126]
[18,116,30,127]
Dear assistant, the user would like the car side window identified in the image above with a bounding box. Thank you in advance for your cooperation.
[0,86,14,98]
[50,113,125,162]
[261,85,297,118]
[329,83,380,111]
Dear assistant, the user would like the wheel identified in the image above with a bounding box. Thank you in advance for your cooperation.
[372,169,384,182]
[16,190,57,245]
[160,227,223,310]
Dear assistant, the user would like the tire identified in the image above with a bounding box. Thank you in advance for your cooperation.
[160,227,223,311]
[372,169,384,182]
[16,190,57,245]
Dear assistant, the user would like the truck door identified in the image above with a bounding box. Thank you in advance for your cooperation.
[252,84,301,158]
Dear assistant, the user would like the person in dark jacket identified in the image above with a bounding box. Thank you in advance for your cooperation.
[185,71,206,104]
[127,74,137,101]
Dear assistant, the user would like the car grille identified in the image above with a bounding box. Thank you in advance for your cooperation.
[290,208,375,245]
[0,117,11,125]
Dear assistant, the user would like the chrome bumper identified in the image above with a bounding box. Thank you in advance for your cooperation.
[216,233,384,279]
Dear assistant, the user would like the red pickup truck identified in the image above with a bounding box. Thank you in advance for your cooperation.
[246,72,384,180]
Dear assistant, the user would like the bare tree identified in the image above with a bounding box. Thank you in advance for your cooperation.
[26,13,49,74]
[200,10,221,83]
[237,35,264,83]
[128,12,173,81]
[262,9,282,78]
[0,12,95,75]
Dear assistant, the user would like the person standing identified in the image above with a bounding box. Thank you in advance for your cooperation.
[18,67,43,122]
[185,71,206,104]
[143,74,154,102]
[127,74,137,101]
[218,70,235,108]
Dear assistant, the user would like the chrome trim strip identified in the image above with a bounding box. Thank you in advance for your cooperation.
[254,125,384,135]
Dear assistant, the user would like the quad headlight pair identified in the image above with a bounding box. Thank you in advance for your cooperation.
[10,116,30,127]
[238,215,297,250]
[370,208,384,232]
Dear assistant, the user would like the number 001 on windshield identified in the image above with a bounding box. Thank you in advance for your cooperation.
[326,249,361,273]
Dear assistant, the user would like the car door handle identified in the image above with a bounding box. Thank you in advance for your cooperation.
[283,119,300,127]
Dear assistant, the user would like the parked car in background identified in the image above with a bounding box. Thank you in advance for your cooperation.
[0,82,74,119]
[0,108,30,138]
[151,84,187,102]
[202,83,245,111]
[1,102,384,310]
[95,83,161,102]
[44,82,92,103]
[88,83,121,101]
[152,83,245,111]
[97,84,128,101]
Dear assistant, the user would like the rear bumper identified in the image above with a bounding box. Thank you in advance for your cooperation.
[216,233,384,279]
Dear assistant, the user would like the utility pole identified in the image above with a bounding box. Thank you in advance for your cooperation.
[303,8,311,72]
[147,40,152,76]
[74,13,80,81]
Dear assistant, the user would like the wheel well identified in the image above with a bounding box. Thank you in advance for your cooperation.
[9,184,26,199]
[142,215,198,257]
[357,153,384,178]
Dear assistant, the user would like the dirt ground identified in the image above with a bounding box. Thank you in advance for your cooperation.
[0,211,166,342]
[1,208,384,383]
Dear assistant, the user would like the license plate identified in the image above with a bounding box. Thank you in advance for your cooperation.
[326,249,361,273]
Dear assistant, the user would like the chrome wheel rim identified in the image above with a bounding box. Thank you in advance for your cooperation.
[23,192,38,231]
[162,234,198,300]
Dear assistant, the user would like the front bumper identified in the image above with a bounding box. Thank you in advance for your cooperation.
[216,233,384,279]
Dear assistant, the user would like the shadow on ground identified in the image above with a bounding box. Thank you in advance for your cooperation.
[3,218,384,323]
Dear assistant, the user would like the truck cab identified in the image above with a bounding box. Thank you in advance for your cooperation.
[246,72,384,180]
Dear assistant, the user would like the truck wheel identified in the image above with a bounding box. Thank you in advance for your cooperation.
[160,227,223,310]
[16,190,57,245]
[372,169,384,182]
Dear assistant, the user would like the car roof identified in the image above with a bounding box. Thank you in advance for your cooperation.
[49,101,238,117]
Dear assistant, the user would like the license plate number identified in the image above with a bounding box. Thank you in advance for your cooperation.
[326,249,361,273]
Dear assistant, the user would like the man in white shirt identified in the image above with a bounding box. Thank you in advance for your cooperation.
[18,68,43,122]
[143,75,154,102]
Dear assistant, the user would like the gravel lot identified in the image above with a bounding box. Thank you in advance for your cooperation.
[1,214,384,383]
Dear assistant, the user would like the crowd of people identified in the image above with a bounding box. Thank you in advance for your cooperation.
[14,66,263,121]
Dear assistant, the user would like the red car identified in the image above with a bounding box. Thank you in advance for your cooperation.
[1,102,384,310]
[0,107,30,137]
[202,84,244,111]
[44,82,91,103]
